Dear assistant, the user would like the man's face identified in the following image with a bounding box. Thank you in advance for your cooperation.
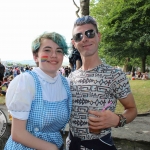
[72,24,101,58]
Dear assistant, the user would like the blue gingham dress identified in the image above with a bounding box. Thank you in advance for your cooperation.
[4,71,72,150]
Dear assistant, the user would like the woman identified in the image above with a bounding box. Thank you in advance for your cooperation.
[5,32,72,150]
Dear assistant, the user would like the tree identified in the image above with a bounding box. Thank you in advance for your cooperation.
[80,0,90,16]
[72,0,90,17]
[90,0,126,68]
[91,0,150,72]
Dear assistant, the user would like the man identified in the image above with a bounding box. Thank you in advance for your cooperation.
[69,44,82,72]
[66,16,137,150]
[65,66,69,77]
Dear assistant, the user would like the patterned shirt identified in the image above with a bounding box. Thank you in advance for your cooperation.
[68,63,131,141]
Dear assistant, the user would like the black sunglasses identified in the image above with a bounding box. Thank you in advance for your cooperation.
[73,29,96,42]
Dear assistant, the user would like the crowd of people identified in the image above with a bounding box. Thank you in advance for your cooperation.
[0,64,34,96]
[0,15,139,150]
[0,63,78,97]
[131,71,149,80]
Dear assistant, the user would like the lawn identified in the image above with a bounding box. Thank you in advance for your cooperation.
[115,78,150,114]
[0,79,150,114]
[0,95,5,104]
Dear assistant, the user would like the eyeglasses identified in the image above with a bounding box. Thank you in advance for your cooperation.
[73,29,96,42]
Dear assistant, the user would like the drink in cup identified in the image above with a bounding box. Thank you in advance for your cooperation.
[89,102,112,134]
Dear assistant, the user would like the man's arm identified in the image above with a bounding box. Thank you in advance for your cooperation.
[119,93,137,124]
[11,118,58,150]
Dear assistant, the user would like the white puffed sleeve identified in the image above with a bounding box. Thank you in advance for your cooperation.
[6,72,35,120]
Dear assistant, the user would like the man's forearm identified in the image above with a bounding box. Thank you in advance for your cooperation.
[122,107,137,124]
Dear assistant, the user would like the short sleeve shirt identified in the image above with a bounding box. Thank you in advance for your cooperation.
[68,63,131,140]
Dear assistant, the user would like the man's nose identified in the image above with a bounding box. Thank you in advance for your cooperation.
[82,34,88,42]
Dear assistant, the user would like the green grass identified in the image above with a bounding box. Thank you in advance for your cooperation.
[0,86,6,104]
[0,95,5,104]
[116,78,150,114]
[0,78,150,114]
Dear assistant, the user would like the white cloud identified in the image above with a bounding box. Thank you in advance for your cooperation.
[0,0,79,62]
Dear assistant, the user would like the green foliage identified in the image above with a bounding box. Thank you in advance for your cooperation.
[90,0,150,71]
[7,63,13,66]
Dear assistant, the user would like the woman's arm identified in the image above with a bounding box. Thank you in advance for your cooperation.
[11,118,58,150]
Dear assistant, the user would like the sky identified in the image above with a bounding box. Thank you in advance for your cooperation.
[0,0,80,63]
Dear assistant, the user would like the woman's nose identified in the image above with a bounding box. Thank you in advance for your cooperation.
[50,51,57,57]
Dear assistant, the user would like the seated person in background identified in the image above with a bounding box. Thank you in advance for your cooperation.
[142,72,148,80]
[8,75,13,82]
[0,76,10,96]
[137,72,142,79]
[131,71,136,80]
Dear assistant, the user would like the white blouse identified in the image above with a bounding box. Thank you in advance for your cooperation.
[6,67,69,120]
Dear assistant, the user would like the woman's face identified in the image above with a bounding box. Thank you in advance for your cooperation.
[34,39,64,77]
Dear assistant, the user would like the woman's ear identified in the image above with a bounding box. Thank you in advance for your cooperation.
[33,53,38,63]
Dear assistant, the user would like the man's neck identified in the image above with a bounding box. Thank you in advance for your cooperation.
[81,57,102,71]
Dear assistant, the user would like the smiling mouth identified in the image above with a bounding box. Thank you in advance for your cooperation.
[83,44,92,47]
[49,61,58,64]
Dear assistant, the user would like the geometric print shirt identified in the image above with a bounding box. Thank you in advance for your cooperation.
[68,63,131,141]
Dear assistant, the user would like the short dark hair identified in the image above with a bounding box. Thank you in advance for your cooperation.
[73,15,98,33]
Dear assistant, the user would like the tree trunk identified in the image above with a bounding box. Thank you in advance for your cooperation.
[141,56,146,73]
[122,57,130,72]
[122,65,127,72]
[80,0,90,17]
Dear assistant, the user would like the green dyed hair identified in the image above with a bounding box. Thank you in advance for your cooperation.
[31,32,68,55]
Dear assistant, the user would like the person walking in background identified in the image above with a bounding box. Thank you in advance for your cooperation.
[9,67,13,76]
[69,44,82,72]
[20,66,24,73]
[68,67,71,75]
[65,66,69,77]
[13,67,18,78]
[25,65,29,71]
[66,15,137,150]
[0,60,5,85]
[5,32,72,150]
[61,66,65,76]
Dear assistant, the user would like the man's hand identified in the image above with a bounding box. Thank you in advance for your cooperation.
[88,110,119,130]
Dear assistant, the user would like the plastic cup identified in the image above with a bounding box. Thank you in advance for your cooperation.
[89,113,101,134]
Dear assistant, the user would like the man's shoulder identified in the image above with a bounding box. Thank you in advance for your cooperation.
[68,69,81,78]
[100,64,123,73]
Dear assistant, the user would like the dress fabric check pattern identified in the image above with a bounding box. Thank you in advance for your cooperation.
[4,71,72,150]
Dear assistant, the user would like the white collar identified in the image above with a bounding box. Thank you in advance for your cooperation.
[32,67,59,84]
